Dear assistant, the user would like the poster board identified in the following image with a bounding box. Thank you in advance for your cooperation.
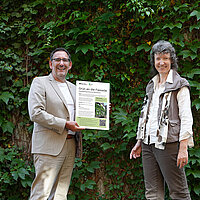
[75,81,110,130]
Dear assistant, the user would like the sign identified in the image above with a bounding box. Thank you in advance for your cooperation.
[76,81,110,130]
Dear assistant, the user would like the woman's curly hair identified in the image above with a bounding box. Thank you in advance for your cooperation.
[150,40,178,77]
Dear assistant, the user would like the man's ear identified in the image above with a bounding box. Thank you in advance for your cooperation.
[68,61,72,70]
[49,60,53,69]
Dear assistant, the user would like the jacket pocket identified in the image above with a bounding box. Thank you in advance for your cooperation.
[168,119,180,135]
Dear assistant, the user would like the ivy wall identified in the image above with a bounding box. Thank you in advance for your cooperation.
[0,0,199,199]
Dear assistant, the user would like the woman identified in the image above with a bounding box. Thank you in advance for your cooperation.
[130,40,194,200]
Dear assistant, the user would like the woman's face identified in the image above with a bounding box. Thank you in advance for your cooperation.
[154,53,171,76]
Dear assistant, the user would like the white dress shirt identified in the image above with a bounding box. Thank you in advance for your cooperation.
[57,82,75,135]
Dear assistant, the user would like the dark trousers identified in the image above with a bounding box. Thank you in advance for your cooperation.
[142,142,191,200]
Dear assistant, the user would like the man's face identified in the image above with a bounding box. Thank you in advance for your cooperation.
[49,51,72,82]
[154,53,171,75]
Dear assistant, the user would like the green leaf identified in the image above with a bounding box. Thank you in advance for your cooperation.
[21,179,32,187]
[85,180,96,189]
[146,11,150,16]
[90,58,107,67]
[113,108,127,124]
[64,40,77,48]
[188,80,200,90]
[163,23,182,30]
[76,44,94,54]
[89,161,100,169]
[191,170,200,178]
[178,50,197,60]
[117,142,127,152]
[189,23,200,32]
[78,26,95,35]
[12,171,18,181]
[186,69,200,79]
[192,99,200,110]
[99,12,115,21]
[68,194,76,200]
[163,23,174,30]
[80,184,85,191]
[190,44,200,54]
[24,39,31,45]
[43,21,56,29]
[126,46,136,56]
[0,147,5,162]
[176,23,182,29]
[13,79,23,87]
[0,92,14,104]
[18,168,29,180]
[190,10,200,20]
[101,142,114,150]
[13,43,21,48]
[2,121,15,134]
[137,43,151,52]
[189,148,200,158]
[2,15,9,21]
[28,49,44,56]
[86,166,94,173]
[86,161,100,173]
[194,185,200,195]
[174,6,179,11]
[66,28,80,37]
[131,29,143,37]
[0,115,4,126]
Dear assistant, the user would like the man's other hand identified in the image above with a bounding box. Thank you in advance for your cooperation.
[65,121,85,132]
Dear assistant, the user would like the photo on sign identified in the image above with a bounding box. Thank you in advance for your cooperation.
[95,102,107,118]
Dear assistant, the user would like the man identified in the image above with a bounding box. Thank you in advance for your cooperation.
[28,48,84,200]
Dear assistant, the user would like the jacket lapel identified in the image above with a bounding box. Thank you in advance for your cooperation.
[48,74,69,110]
[66,81,76,105]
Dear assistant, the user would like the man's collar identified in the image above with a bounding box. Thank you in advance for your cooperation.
[49,73,67,83]
[49,73,54,81]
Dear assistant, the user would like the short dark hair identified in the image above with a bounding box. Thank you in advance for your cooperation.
[150,40,178,76]
[50,48,71,61]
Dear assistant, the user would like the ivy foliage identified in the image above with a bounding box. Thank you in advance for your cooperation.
[0,146,33,200]
[0,0,200,199]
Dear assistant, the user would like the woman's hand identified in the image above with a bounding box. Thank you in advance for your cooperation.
[177,139,188,169]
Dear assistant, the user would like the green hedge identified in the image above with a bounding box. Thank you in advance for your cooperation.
[0,0,199,199]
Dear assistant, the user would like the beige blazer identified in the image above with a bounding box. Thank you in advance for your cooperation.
[28,73,81,156]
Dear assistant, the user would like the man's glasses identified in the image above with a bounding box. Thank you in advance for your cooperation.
[52,58,71,63]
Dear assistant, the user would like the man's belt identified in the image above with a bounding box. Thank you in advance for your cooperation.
[66,134,75,139]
